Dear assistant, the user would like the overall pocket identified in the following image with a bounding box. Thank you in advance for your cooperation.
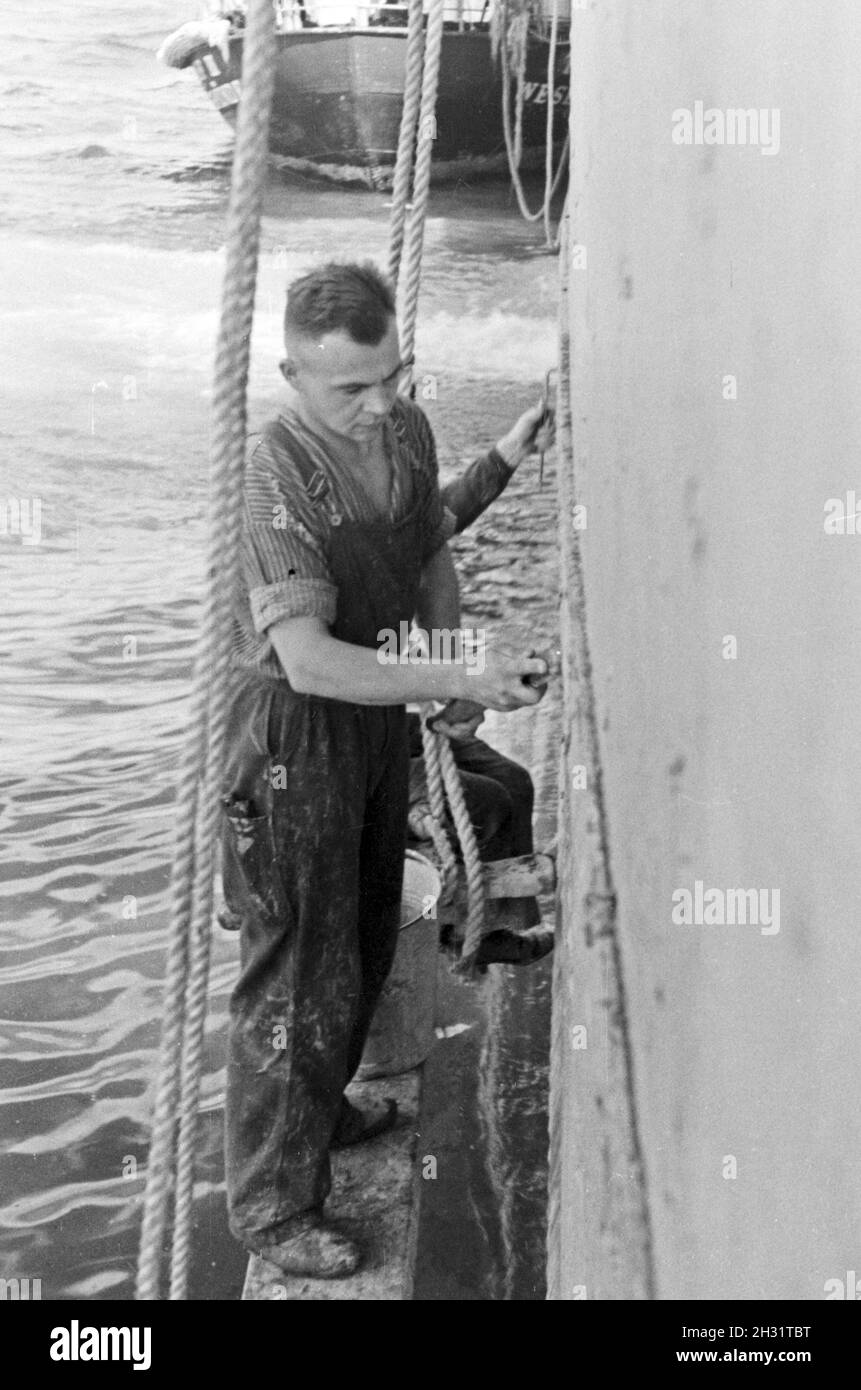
[219,794,289,933]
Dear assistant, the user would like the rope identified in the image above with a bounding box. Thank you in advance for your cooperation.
[418,713,459,897]
[397,0,445,369]
[167,807,215,1300]
[543,0,561,249]
[435,732,486,973]
[387,0,487,972]
[387,0,425,291]
[498,0,569,245]
[418,709,485,977]
[136,0,277,1301]
[424,817,459,898]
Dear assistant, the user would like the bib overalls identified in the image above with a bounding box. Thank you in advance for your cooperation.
[221,418,425,1247]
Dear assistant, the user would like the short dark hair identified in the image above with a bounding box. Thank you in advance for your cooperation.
[284,261,396,346]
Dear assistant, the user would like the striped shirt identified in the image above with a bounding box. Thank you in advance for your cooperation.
[231,397,457,678]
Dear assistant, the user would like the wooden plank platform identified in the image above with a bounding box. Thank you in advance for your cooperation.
[242,1072,422,1300]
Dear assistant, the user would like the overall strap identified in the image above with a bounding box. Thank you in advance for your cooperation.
[265,417,332,509]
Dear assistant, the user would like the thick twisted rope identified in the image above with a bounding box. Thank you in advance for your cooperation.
[137,0,276,1301]
[423,815,459,897]
[391,0,486,972]
[387,0,425,291]
[418,711,457,883]
[397,0,445,369]
[167,802,215,1300]
[435,733,486,974]
[418,709,484,976]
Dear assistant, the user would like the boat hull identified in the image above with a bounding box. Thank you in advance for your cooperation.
[194,28,569,186]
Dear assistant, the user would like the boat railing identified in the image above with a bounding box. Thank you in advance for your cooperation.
[219,1,571,39]
[271,1,497,33]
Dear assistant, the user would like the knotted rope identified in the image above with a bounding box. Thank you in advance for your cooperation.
[137,0,276,1301]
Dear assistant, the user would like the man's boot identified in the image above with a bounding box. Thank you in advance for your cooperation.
[248,1215,361,1280]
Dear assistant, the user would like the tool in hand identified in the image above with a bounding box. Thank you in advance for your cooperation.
[535,367,558,489]
[523,644,562,691]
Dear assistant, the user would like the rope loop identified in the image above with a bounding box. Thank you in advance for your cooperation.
[497,0,569,245]
[418,706,486,978]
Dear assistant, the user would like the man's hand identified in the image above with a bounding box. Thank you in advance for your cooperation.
[426,698,485,742]
[462,643,549,712]
[494,399,557,471]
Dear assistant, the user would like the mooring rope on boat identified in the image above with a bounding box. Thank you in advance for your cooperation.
[542,0,563,248]
[136,0,276,1302]
[498,0,569,244]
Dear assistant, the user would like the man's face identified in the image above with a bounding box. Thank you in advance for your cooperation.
[283,317,410,445]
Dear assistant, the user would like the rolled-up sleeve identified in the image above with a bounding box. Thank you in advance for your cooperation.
[241,447,337,632]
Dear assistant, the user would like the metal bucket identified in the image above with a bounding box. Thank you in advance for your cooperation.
[357,850,442,1080]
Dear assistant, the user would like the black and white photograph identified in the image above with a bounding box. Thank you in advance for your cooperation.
[1,0,859,1344]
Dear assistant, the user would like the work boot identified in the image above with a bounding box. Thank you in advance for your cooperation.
[331,1095,398,1149]
[249,1216,361,1280]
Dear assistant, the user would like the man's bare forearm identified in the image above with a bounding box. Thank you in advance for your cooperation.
[416,541,461,634]
[268,614,468,706]
[268,609,548,712]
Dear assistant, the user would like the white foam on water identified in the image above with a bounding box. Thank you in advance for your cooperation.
[415,311,557,379]
[2,237,556,396]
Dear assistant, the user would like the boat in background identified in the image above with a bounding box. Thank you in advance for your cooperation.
[160,1,570,188]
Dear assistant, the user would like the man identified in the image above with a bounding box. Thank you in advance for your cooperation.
[221,261,549,1279]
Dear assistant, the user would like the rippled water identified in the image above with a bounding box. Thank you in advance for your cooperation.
[0,1,561,1299]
